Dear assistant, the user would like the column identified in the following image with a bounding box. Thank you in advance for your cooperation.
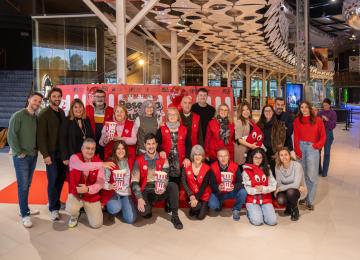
[171,30,178,85]
[116,0,127,84]
[262,69,266,107]
[227,62,231,88]
[246,63,251,102]
[203,49,208,86]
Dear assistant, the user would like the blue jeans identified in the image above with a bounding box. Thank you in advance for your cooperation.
[208,188,247,211]
[300,141,320,205]
[12,155,37,217]
[106,194,137,224]
[320,130,334,177]
[46,151,67,212]
[246,203,277,226]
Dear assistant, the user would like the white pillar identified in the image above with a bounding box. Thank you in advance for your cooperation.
[262,69,267,107]
[277,73,282,97]
[116,0,127,84]
[203,49,208,87]
[171,31,178,85]
[246,64,251,102]
[227,62,231,88]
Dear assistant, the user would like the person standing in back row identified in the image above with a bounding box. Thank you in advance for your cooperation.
[7,92,43,228]
[37,87,67,222]
[191,88,215,143]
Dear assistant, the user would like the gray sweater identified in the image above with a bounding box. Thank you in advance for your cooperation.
[275,160,304,192]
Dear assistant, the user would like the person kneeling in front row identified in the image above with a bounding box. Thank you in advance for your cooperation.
[66,138,107,228]
[242,148,277,226]
[181,145,212,220]
[131,133,183,230]
[208,148,247,221]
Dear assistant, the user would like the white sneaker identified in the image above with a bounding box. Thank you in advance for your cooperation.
[19,209,40,217]
[22,216,33,228]
[68,217,78,228]
[51,210,60,222]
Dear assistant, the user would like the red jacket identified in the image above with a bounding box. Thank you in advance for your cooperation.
[205,118,235,161]
[243,164,272,205]
[210,161,238,187]
[293,116,326,158]
[181,112,201,146]
[136,154,166,192]
[104,119,136,161]
[86,105,114,134]
[69,153,103,203]
[184,163,212,201]
[160,125,187,164]
[100,159,134,206]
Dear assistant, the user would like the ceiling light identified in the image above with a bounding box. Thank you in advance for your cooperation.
[138,59,145,66]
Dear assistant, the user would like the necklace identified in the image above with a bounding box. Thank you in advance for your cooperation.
[77,119,87,140]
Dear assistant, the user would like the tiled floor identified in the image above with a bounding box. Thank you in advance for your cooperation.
[0,118,359,260]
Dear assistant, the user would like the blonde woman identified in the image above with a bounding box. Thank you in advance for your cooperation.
[99,104,138,162]
[274,147,307,221]
[204,103,235,162]
[156,107,187,184]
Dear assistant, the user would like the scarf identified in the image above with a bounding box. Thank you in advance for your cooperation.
[217,115,230,145]
[166,121,180,131]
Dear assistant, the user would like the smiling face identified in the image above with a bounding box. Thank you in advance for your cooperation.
[241,105,251,119]
[217,149,230,166]
[279,149,291,165]
[300,102,310,116]
[145,103,154,117]
[253,152,263,167]
[145,138,157,155]
[322,102,330,111]
[49,90,62,107]
[114,106,127,122]
[274,99,285,115]
[27,94,42,112]
[167,108,179,123]
[264,106,274,121]
[94,92,105,109]
[218,105,229,119]
[193,153,203,165]
[197,91,208,106]
[82,141,96,161]
[181,96,192,114]
[72,102,84,118]
[115,143,126,160]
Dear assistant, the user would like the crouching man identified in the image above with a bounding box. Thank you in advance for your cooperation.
[131,133,183,230]
[66,138,105,228]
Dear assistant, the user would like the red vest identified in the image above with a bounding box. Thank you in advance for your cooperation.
[210,161,238,188]
[181,112,201,146]
[86,105,114,134]
[205,118,235,161]
[136,154,166,192]
[69,153,102,203]
[160,125,187,164]
[184,163,212,201]
[104,119,136,161]
[243,164,272,205]
[100,160,134,206]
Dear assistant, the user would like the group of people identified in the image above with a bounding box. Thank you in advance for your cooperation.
[7,86,337,230]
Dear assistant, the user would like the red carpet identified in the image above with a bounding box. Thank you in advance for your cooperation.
[0,171,68,204]
[0,170,282,209]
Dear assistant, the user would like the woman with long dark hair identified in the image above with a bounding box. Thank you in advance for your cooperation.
[257,105,286,173]
[293,101,326,210]
[242,148,277,226]
[274,147,307,221]
[100,140,137,224]
[60,99,94,165]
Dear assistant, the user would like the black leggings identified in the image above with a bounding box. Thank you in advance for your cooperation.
[277,188,300,209]
[189,200,208,220]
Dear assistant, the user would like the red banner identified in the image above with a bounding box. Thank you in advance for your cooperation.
[57,84,234,121]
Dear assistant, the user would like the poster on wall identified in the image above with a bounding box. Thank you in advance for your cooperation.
[349,56,360,72]
[285,83,303,112]
[312,48,328,70]
[57,84,234,121]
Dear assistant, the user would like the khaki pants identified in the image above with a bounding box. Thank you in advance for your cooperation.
[66,194,103,229]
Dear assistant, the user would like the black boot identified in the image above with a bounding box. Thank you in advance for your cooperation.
[291,206,300,221]
[164,202,171,213]
[283,206,291,216]
[171,214,183,230]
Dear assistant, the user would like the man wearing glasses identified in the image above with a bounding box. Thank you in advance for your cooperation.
[86,89,114,160]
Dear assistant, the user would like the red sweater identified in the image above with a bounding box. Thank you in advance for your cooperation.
[293,116,326,158]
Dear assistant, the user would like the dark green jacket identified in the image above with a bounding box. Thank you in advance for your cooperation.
[37,106,65,158]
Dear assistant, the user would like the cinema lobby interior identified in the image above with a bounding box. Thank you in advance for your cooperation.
[0,0,360,259]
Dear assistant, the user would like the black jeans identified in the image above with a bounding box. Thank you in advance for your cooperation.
[189,200,208,220]
[141,182,179,216]
[46,151,67,212]
[277,188,300,209]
